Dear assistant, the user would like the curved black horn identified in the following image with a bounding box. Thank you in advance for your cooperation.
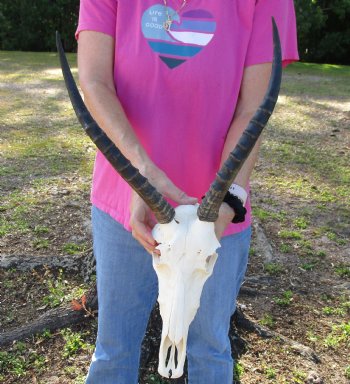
[197,18,282,222]
[56,32,175,224]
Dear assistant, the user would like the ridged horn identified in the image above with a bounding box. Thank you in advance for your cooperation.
[56,32,175,224]
[197,18,282,222]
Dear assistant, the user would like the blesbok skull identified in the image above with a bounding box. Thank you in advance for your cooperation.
[152,204,220,378]
[56,18,281,380]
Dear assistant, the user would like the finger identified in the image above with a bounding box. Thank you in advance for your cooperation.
[163,184,198,205]
[132,220,160,256]
[131,219,156,247]
[133,233,156,255]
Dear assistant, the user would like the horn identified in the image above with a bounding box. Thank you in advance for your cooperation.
[56,32,175,224]
[197,18,282,222]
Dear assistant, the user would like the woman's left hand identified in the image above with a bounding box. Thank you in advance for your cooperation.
[214,203,235,240]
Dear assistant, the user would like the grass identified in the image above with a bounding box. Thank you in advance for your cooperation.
[306,330,320,344]
[234,362,244,381]
[283,62,350,98]
[61,328,93,358]
[42,269,88,308]
[0,331,92,382]
[320,295,350,319]
[278,230,303,240]
[279,243,292,253]
[273,290,294,307]
[252,207,285,222]
[264,366,277,379]
[345,366,350,380]
[33,225,50,234]
[322,305,348,317]
[63,242,87,255]
[257,60,350,220]
[264,262,284,275]
[285,61,350,77]
[259,314,275,328]
[334,264,350,278]
[0,341,46,379]
[292,369,307,383]
[0,50,93,255]
[300,262,317,271]
[293,217,309,229]
[32,238,50,249]
[324,321,350,349]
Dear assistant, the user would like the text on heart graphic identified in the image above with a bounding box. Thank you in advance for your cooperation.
[141,5,216,69]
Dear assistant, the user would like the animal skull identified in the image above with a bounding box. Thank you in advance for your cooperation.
[57,17,281,382]
[152,204,221,378]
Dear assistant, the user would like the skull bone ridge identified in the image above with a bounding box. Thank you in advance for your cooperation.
[152,204,221,379]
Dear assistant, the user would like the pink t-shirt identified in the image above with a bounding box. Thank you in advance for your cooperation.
[76,0,299,235]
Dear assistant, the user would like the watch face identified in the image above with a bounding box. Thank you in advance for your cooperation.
[229,184,247,205]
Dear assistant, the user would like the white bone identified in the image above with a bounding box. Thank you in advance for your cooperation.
[152,204,221,378]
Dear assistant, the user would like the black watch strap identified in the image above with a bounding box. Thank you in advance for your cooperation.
[223,192,247,223]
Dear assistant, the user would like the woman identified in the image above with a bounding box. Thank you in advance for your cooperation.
[75,1,298,383]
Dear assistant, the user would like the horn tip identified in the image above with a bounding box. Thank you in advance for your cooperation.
[271,17,279,42]
[271,17,277,28]
[56,31,62,52]
[271,17,281,45]
[271,17,282,65]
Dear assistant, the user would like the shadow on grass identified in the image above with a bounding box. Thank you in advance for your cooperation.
[261,127,349,190]
[286,62,350,77]
[0,124,94,198]
[0,152,91,194]
[0,51,77,70]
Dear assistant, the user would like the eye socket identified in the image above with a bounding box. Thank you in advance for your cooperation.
[205,254,216,272]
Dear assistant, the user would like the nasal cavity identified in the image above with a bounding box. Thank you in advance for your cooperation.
[165,344,179,378]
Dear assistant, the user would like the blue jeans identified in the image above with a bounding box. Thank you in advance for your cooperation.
[86,206,251,384]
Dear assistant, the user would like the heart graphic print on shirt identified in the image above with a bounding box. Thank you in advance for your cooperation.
[141,5,216,69]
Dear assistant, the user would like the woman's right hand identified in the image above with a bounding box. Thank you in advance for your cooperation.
[129,165,197,254]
